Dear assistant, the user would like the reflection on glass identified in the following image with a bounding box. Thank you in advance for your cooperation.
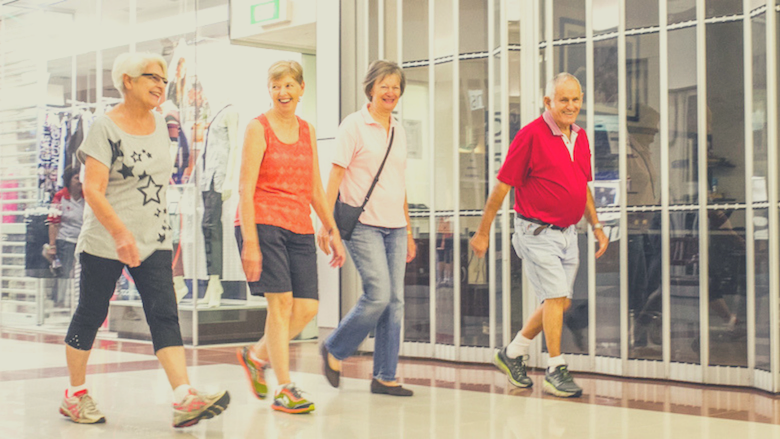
[459,59,489,211]
[707,21,745,204]
[627,33,661,207]
[562,231,590,355]
[707,209,746,367]
[755,209,770,370]
[102,46,130,102]
[626,0,658,30]
[553,0,586,40]
[593,38,618,179]
[405,217,430,343]
[461,216,489,347]
[628,212,663,360]
[668,27,698,205]
[670,211,699,364]
[592,0,618,36]
[493,215,505,347]
[539,0,546,41]
[403,0,428,62]
[706,0,742,18]
[752,13,769,371]
[553,43,587,130]
[369,0,378,63]
[509,213,524,336]
[460,0,487,54]
[434,0,454,58]
[385,0,398,62]
[436,216,455,345]
[434,63,454,211]
[508,50,521,141]
[403,66,431,210]
[76,52,97,104]
[668,0,696,24]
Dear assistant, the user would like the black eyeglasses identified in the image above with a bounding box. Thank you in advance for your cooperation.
[140,73,168,85]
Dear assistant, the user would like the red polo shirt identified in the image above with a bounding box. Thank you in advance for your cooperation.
[497,111,592,228]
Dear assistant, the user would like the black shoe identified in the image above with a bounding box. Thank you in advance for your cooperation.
[370,379,413,397]
[492,348,533,388]
[543,365,582,398]
[320,344,340,388]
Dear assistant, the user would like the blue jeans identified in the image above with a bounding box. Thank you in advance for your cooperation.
[325,223,407,382]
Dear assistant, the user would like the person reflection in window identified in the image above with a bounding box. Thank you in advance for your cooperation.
[625,105,663,348]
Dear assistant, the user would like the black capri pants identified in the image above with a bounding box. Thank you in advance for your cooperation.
[65,250,183,352]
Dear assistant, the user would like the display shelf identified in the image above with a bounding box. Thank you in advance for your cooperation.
[108,299,267,345]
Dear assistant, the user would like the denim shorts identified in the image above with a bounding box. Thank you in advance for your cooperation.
[512,216,579,302]
[235,225,318,299]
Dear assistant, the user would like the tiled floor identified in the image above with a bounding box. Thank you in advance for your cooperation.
[2,328,780,438]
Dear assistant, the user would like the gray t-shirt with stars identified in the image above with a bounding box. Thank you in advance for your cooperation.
[76,113,174,262]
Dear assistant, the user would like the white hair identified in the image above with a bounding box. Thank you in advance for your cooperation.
[544,72,582,100]
[111,52,168,97]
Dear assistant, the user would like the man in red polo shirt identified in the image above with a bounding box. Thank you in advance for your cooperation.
[470,73,608,398]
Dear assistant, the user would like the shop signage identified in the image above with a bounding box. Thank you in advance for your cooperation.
[250,0,291,26]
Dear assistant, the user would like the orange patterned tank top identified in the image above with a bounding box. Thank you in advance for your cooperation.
[247,114,313,234]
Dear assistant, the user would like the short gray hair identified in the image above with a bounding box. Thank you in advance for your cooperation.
[112,52,168,97]
[363,60,406,101]
[544,72,582,100]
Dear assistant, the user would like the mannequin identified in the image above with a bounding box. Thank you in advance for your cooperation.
[199,104,240,307]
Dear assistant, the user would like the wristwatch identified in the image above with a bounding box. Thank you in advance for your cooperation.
[592,222,603,230]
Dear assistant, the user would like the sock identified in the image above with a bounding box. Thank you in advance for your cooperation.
[249,348,267,366]
[173,384,193,402]
[548,355,566,372]
[67,384,87,398]
[505,333,532,359]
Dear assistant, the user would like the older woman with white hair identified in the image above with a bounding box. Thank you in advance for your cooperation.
[60,52,229,428]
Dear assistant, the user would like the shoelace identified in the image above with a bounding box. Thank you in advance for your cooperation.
[80,395,99,414]
[557,366,573,382]
[509,354,528,376]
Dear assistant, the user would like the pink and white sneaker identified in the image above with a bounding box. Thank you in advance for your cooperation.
[172,388,230,428]
[59,389,106,424]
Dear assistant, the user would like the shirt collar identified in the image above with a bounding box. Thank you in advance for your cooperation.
[543,110,581,137]
[360,103,398,129]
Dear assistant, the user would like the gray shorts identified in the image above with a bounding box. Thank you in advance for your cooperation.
[512,216,579,302]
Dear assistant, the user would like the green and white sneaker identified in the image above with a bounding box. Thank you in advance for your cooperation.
[237,346,269,399]
[492,348,533,388]
[543,365,582,398]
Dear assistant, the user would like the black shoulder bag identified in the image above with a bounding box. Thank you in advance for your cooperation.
[333,127,395,240]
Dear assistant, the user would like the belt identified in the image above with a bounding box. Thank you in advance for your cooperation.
[518,214,567,235]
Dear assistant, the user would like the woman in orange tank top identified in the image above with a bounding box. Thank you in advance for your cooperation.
[235,60,345,414]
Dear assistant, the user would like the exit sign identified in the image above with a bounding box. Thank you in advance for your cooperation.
[250,0,290,25]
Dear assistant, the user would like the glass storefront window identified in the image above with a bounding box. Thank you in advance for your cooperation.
[628,212,663,360]
[668,0,696,25]
[751,10,770,372]
[434,62,454,212]
[385,0,398,62]
[553,0,586,40]
[435,215,455,345]
[460,0,488,54]
[593,0,619,36]
[706,21,745,205]
[459,59,489,211]
[434,0,454,58]
[670,210,700,364]
[626,0,659,30]
[707,209,747,367]
[405,217,431,343]
[668,27,697,205]
[706,0,742,19]
[404,66,431,211]
[461,216,489,347]
[403,0,428,62]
